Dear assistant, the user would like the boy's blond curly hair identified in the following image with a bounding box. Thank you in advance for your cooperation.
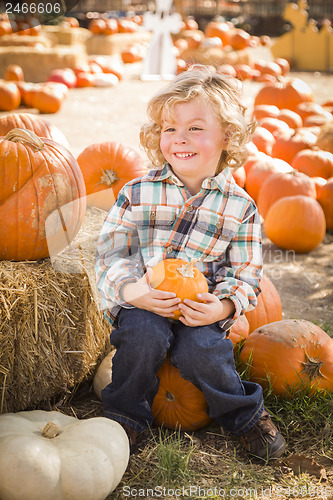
[139,67,255,174]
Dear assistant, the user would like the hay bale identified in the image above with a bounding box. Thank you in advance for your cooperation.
[42,25,91,46]
[0,45,87,82]
[0,208,111,414]
[0,33,54,47]
[182,46,252,68]
[86,32,151,55]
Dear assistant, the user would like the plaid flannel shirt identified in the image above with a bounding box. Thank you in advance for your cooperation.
[96,163,263,330]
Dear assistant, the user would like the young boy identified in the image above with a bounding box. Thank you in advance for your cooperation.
[96,68,286,460]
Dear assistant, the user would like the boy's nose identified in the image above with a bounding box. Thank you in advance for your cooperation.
[174,132,188,144]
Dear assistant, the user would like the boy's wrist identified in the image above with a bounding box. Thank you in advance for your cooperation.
[220,298,236,320]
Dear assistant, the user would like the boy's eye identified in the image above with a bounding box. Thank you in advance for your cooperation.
[163,127,175,132]
[189,126,202,131]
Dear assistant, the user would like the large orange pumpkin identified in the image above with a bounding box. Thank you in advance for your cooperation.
[317,177,333,230]
[291,149,333,179]
[239,319,333,396]
[0,112,69,148]
[150,259,208,321]
[152,355,212,431]
[257,170,317,219]
[254,78,314,112]
[77,141,147,211]
[264,195,326,253]
[271,129,317,164]
[244,153,292,202]
[245,275,282,333]
[0,128,86,261]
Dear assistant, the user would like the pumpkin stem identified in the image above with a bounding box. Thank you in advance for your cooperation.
[4,128,45,151]
[301,351,324,379]
[166,391,175,402]
[177,259,197,278]
[42,421,60,438]
[99,169,119,187]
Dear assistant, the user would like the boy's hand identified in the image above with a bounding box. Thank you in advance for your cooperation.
[178,293,235,327]
[121,268,181,317]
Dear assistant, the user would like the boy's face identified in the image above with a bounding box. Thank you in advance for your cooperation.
[160,97,225,193]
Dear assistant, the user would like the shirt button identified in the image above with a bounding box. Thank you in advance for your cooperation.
[150,211,156,221]
[216,221,222,229]
[166,246,174,254]
[186,205,195,212]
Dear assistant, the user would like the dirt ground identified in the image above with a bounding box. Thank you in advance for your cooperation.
[36,45,332,328]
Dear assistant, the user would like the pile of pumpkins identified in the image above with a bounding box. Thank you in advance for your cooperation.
[240,77,333,251]
[0,57,124,113]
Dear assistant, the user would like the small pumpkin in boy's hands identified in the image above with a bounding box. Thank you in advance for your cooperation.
[150,259,208,320]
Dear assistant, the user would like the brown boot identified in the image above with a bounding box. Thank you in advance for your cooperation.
[240,409,286,460]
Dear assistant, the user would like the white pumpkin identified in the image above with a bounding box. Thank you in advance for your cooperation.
[0,410,129,500]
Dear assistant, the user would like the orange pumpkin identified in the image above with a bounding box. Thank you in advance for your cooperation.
[245,153,292,202]
[152,355,212,431]
[252,105,280,121]
[264,195,326,253]
[277,108,303,129]
[0,112,69,147]
[258,117,291,139]
[245,275,282,333]
[317,177,333,230]
[121,45,143,63]
[312,176,327,198]
[0,81,21,111]
[291,149,333,179]
[30,83,66,114]
[250,126,275,155]
[254,78,314,112]
[204,21,233,46]
[274,57,290,75]
[4,64,24,82]
[0,128,86,261]
[257,170,317,219]
[230,28,251,50]
[150,259,208,321]
[76,141,146,211]
[271,129,317,164]
[232,166,246,188]
[239,319,333,396]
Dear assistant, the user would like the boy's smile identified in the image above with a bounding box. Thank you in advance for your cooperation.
[160,97,225,194]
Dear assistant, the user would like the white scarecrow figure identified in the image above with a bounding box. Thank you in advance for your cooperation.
[141,0,182,80]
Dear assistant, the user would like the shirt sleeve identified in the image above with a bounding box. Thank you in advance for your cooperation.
[95,189,144,312]
[213,209,263,329]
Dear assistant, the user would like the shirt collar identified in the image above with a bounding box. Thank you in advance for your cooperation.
[147,163,234,195]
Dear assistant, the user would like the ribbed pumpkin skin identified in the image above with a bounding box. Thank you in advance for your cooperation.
[0,130,86,261]
[245,275,282,333]
[239,319,333,395]
[152,356,212,431]
[291,149,333,180]
[77,141,147,210]
[254,78,314,112]
[150,259,208,320]
[0,112,69,147]
[257,170,317,219]
[264,195,326,253]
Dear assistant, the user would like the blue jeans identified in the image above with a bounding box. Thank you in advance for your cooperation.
[101,308,264,435]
